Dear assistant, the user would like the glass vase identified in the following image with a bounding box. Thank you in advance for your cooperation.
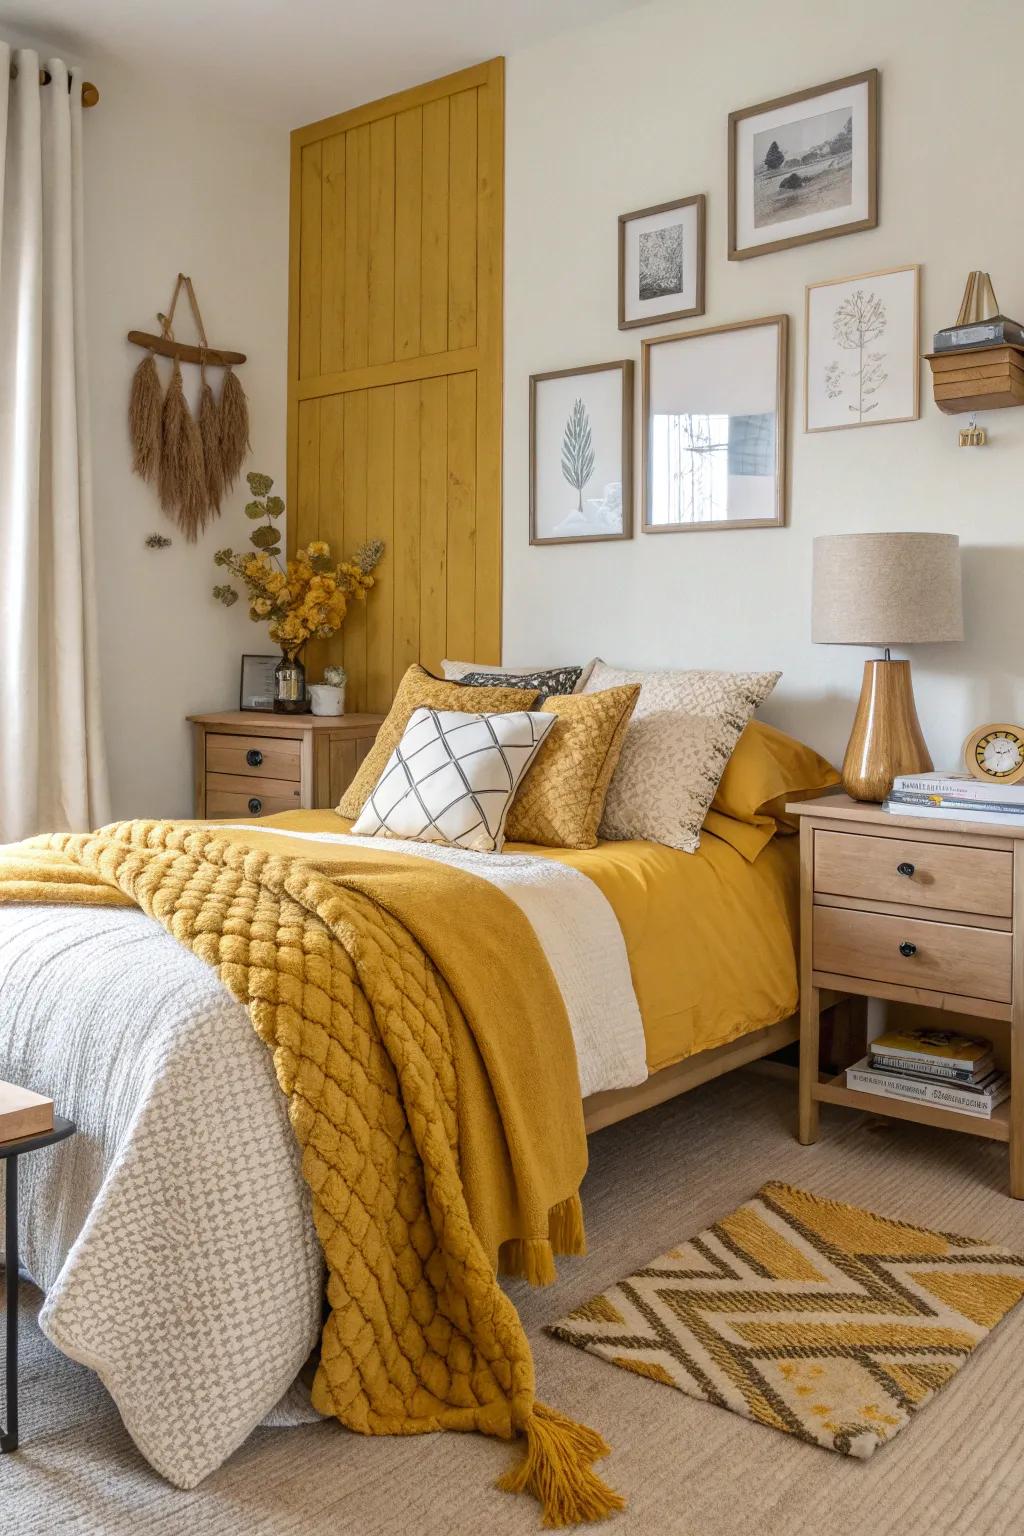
[273,650,310,714]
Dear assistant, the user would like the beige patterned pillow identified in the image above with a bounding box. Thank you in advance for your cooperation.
[582,662,781,852]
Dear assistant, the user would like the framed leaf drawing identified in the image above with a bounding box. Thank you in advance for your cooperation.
[529,361,634,544]
[642,316,788,532]
[619,194,705,329]
[728,68,878,261]
[805,265,920,432]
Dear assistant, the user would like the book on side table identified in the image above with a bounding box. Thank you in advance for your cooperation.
[0,1081,54,1143]
[845,1028,1010,1121]
[884,773,1024,829]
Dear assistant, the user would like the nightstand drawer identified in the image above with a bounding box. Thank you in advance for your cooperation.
[814,829,1013,919]
[813,905,1012,1003]
[206,733,302,782]
[205,772,301,819]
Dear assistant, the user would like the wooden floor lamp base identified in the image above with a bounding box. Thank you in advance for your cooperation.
[842,658,932,802]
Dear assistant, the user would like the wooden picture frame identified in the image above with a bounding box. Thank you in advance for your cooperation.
[618,193,706,330]
[529,360,634,545]
[728,68,878,261]
[641,315,788,533]
[805,264,920,432]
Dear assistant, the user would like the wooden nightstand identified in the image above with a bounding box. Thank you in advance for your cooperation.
[188,711,384,820]
[789,793,1023,1198]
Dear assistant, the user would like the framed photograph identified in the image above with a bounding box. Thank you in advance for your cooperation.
[529,360,634,544]
[239,654,279,711]
[618,193,705,329]
[805,264,920,432]
[728,68,878,261]
[642,315,788,533]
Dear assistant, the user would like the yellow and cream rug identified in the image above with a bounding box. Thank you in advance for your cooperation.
[548,1181,1024,1459]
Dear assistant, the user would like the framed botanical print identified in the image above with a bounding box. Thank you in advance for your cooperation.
[618,193,705,329]
[805,264,920,432]
[642,316,788,533]
[728,69,878,261]
[529,360,633,544]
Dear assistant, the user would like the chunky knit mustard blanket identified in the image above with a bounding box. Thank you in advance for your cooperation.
[0,820,623,1525]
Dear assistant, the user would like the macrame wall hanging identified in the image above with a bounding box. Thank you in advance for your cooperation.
[127,273,250,541]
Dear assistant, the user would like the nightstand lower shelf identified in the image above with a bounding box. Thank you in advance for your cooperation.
[815,1073,1011,1144]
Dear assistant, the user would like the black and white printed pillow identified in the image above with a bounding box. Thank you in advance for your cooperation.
[442,657,597,702]
[350,706,555,853]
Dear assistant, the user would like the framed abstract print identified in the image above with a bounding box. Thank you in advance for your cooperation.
[805,264,920,432]
[728,69,878,261]
[618,193,705,329]
[529,360,634,544]
[642,316,788,533]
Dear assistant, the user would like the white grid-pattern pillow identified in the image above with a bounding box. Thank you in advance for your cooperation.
[350,706,555,853]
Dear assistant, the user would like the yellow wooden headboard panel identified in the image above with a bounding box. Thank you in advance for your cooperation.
[287,58,504,710]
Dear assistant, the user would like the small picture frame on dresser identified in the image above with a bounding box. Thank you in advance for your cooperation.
[239,655,279,712]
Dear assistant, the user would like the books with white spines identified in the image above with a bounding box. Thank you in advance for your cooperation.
[888,792,1024,817]
[883,799,1024,829]
[891,772,1024,806]
[871,1052,993,1084]
[845,1057,1010,1118]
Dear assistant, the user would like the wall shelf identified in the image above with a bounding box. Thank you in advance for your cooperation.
[925,343,1024,414]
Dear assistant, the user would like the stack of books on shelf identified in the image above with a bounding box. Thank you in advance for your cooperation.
[884,772,1024,828]
[845,1029,1010,1120]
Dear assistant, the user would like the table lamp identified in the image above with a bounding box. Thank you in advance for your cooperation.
[812,533,964,801]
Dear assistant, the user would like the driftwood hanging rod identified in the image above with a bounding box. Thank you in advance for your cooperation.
[8,65,100,108]
[126,332,247,368]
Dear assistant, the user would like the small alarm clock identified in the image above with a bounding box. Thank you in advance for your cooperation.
[963,722,1024,785]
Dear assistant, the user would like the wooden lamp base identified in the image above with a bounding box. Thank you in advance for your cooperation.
[841,658,932,802]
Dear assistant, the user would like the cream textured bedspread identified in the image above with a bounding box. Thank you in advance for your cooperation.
[0,835,643,1489]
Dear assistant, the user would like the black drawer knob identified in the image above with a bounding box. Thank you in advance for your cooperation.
[898,940,917,958]
[246,749,264,767]
[248,797,262,815]
[897,861,915,878]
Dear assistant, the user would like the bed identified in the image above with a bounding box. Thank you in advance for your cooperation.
[0,808,800,1487]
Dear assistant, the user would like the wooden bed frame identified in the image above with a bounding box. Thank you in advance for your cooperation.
[582,991,850,1134]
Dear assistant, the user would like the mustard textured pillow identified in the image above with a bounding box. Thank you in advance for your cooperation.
[338,665,540,819]
[505,685,640,850]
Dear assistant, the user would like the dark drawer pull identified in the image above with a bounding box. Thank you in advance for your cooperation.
[246,749,264,768]
[248,797,262,815]
[897,861,915,878]
[898,940,917,958]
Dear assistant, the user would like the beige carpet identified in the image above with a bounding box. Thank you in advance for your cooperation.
[3,1071,1024,1535]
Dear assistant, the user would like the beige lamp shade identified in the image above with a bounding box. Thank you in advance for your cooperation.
[812,533,964,646]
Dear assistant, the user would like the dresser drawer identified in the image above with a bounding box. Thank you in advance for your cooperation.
[814,829,1013,919]
[813,905,1012,1003]
[206,733,302,782]
[205,772,301,819]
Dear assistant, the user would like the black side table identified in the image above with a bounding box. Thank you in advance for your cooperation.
[2,1116,75,1452]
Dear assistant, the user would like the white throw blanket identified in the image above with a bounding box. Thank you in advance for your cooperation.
[0,838,644,1488]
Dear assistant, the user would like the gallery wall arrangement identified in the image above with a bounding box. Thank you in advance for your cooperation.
[526,63,934,543]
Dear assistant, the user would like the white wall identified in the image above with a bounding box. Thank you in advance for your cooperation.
[504,0,1024,771]
[76,64,289,818]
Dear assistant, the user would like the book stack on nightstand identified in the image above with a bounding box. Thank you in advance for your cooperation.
[845,1028,1010,1121]
[885,772,1024,831]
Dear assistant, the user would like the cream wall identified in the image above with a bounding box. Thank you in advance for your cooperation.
[503,0,1024,770]
[79,65,288,818]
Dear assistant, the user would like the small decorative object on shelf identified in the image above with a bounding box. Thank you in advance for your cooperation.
[959,413,987,447]
[309,683,345,717]
[212,472,384,716]
[933,272,1024,353]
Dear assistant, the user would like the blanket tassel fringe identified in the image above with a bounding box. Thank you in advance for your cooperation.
[500,1196,587,1287]
[498,1402,625,1528]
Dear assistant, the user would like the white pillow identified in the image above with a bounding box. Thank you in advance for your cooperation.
[582,662,781,852]
[350,706,555,853]
[442,657,598,693]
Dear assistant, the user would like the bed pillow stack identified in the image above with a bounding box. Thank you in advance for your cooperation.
[582,661,781,853]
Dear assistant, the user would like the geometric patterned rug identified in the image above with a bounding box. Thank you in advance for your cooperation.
[547,1182,1024,1458]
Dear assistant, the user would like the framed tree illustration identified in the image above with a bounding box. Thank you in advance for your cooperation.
[529,360,634,544]
[805,265,920,431]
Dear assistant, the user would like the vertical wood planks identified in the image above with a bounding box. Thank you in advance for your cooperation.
[342,391,369,708]
[448,90,478,351]
[420,97,450,356]
[320,134,346,374]
[394,108,423,361]
[368,118,396,367]
[472,66,503,662]
[344,124,371,373]
[298,144,323,380]
[418,377,448,675]
[446,372,477,663]
[365,387,396,710]
[392,382,421,683]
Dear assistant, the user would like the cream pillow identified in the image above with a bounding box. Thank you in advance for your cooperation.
[350,706,554,853]
[582,662,781,852]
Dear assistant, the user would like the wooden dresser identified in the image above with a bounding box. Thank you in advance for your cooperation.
[789,793,1023,1197]
[188,711,384,821]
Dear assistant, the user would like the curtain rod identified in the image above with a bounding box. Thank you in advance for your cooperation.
[8,64,99,108]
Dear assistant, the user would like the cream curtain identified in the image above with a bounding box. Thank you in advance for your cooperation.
[0,46,109,840]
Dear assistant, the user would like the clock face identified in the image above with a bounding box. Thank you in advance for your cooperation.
[964,724,1024,784]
